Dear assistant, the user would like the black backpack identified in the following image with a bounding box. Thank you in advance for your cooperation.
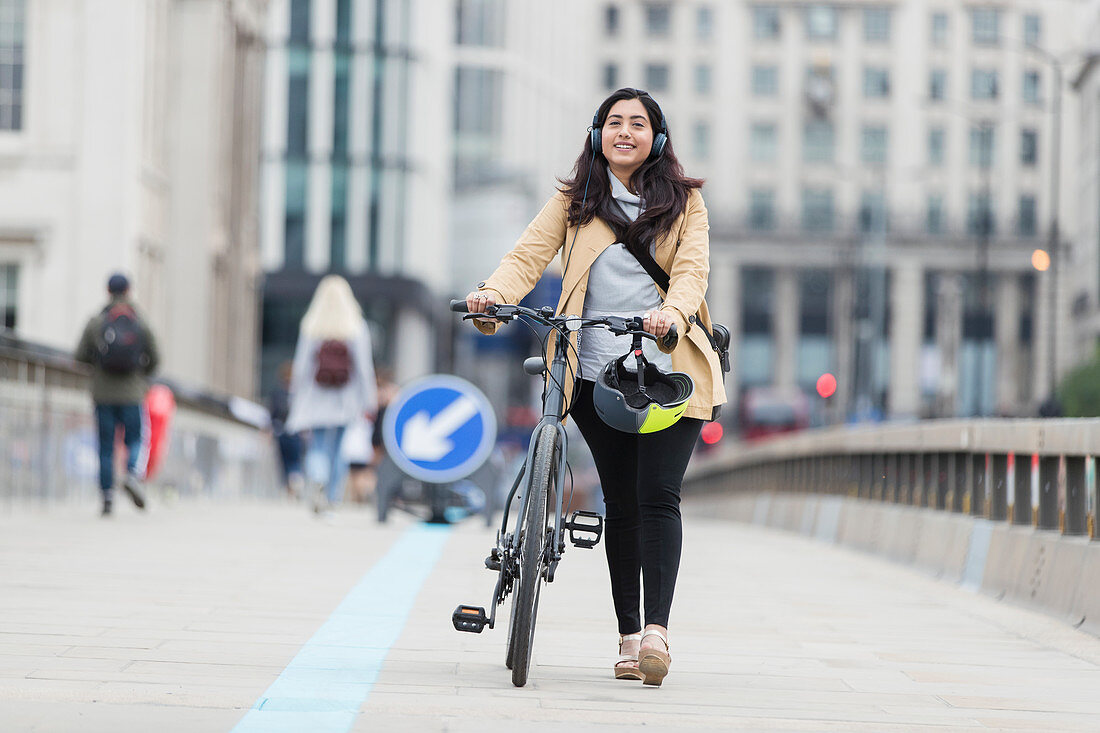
[97,304,147,374]
[315,339,353,387]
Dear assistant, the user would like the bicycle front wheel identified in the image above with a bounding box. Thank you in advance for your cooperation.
[507,424,556,687]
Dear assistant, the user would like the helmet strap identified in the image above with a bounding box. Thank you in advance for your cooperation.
[631,332,647,395]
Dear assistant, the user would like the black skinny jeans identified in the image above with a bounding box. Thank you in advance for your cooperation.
[569,380,703,633]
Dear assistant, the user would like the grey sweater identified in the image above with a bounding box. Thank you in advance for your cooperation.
[577,170,672,381]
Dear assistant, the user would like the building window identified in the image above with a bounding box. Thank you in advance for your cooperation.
[603,63,618,90]
[693,121,710,158]
[330,164,348,270]
[749,188,776,231]
[751,65,778,96]
[1018,195,1037,237]
[863,67,890,98]
[605,4,620,36]
[1022,70,1041,105]
[929,69,947,101]
[969,125,995,168]
[694,64,712,94]
[750,122,777,163]
[0,0,24,131]
[332,53,350,156]
[645,3,671,37]
[454,67,504,181]
[753,6,780,39]
[971,69,999,100]
[861,125,888,165]
[926,194,945,235]
[284,162,308,269]
[1023,14,1041,46]
[1020,128,1037,166]
[286,49,310,157]
[644,63,669,91]
[0,262,17,329]
[802,188,835,233]
[289,0,310,44]
[696,6,713,40]
[971,8,1000,45]
[456,0,505,47]
[931,12,948,47]
[864,7,890,42]
[805,5,838,41]
[803,120,834,163]
[967,192,994,236]
[805,64,835,116]
[928,126,945,167]
[860,191,887,233]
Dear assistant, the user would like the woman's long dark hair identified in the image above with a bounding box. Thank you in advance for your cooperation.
[558,88,703,259]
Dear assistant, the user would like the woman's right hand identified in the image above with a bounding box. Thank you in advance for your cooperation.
[465,290,498,317]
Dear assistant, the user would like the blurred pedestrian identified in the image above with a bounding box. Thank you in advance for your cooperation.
[285,275,377,517]
[267,361,304,497]
[75,273,160,516]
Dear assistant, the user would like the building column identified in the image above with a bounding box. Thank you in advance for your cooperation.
[774,267,799,391]
[889,259,922,419]
[708,254,740,407]
[994,273,1022,414]
[832,268,855,423]
[935,272,963,417]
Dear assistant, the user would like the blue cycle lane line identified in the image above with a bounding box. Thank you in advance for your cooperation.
[231,523,453,733]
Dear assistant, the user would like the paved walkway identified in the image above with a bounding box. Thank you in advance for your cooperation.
[2,499,1100,731]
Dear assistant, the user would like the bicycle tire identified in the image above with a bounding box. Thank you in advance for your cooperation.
[507,424,556,687]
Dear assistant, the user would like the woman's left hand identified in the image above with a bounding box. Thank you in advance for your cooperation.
[642,309,673,338]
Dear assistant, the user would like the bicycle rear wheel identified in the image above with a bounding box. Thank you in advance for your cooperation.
[507,424,556,687]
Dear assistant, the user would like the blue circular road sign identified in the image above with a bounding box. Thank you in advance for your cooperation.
[382,375,497,484]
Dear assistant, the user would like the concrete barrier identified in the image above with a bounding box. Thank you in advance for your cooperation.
[686,492,1100,637]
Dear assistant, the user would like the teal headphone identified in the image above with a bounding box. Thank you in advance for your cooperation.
[590,89,668,160]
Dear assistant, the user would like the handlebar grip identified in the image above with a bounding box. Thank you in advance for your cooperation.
[450,299,470,313]
[661,322,679,350]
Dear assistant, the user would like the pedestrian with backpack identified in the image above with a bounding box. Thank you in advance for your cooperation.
[285,275,377,517]
[75,273,160,516]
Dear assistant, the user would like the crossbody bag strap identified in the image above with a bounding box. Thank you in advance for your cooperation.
[610,200,721,355]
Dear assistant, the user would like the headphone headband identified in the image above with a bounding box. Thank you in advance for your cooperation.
[591,89,668,159]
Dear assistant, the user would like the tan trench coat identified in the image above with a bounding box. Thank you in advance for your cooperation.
[474,187,726,422]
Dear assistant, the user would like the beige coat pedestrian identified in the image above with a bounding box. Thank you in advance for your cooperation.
[474,187,725,421]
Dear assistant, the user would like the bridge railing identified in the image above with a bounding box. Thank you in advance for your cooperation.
[686,420,1100,539]
[0,333,282,507]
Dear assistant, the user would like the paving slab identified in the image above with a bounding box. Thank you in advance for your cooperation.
[2,500,1100,731]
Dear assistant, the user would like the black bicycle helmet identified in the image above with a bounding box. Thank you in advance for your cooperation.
[593,350,694,434]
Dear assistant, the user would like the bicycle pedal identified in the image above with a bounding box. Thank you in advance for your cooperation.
[565,510,604,549]
[452,605,489,633]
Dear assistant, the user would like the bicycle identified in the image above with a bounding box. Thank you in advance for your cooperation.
[448,300,677,687]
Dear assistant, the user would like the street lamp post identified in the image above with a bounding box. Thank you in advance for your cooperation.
[1044,57,1063,405]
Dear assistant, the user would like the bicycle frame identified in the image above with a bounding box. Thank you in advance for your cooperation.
[451,302,662,640]
[487,323,574,629]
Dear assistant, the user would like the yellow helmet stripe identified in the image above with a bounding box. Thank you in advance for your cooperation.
[638,401,689,433]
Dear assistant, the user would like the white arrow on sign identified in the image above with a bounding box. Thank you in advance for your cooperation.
[400,395,480,462]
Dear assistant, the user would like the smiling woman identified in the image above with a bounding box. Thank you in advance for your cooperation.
[460,87,726,687]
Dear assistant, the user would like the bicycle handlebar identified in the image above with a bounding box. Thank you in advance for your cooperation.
[449,299,677,345]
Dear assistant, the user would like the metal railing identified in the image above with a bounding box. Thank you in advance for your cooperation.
[686,419,1100,538]
[0,333,282,508]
